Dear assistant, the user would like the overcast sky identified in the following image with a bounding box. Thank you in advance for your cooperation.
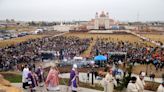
[0,0,164,22]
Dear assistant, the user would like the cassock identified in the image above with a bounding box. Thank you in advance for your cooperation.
[127,82,139,92]
[157,84,164,92]
[104,73,114,92]
[136,77,145,92]
[68,69,78,91]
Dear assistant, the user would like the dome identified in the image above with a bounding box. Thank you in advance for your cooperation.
[100,11,106,17]
[96,12,98,15]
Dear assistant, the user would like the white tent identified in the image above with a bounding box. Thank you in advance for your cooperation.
[73,56,83,60]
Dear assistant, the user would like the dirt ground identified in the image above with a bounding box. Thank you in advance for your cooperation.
[0,74,22,92]
[143,34,164,44]
[64,33,155,46]
[65,33,140,42]
[132,64,164,78]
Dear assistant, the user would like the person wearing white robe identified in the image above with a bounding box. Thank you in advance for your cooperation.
[127,76,139,92]
[104,67,115,92]
[22,65,29,89]
[157,82,164,92]
[136,72,145,92]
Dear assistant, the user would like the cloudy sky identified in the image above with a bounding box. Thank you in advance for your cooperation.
[0,0,164,22]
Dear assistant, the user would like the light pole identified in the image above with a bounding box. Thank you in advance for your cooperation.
[146,59,149,76]
[91,67,94,85]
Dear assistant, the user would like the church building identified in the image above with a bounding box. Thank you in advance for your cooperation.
[86,11,117,30]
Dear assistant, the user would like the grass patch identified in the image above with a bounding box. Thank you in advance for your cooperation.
[0,72,22,83]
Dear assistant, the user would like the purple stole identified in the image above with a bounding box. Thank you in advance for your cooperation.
[28,72,38,88]
[36,68,43,82]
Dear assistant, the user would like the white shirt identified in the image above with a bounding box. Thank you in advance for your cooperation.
[136,77,145,91]
[127,82,139,92]
[22,67,29,82]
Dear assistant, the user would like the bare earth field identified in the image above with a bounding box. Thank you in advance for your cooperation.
[65,33,140,42]
[132,64,164,78]
[143,34,164,44]
[64,32,155,46]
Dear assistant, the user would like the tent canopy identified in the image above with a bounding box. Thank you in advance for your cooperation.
[108,52,127,55]
[94,55,107,61]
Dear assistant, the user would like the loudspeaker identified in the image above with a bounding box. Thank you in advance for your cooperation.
[59,49,64,60]
[96,49,99,56]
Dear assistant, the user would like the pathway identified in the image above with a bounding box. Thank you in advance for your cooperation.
[59,73,162,85]
[126,30,162,47]
[81,39,96,56]
[12,83,103,92]
[59,73,158,92]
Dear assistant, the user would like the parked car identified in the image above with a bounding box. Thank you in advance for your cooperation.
[0,37,3,40]
[10,34,18,38]
[3,36,10,40]
[18,32,29,37]
[3,34,11,40]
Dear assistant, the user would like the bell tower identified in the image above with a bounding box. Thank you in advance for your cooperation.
[94,12,99,29]
[105,12,110,29]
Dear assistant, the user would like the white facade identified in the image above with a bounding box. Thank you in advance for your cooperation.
[94,11,111,29]
[54,25,71,32]
[85,11,116,30]
[53,22,72,32]
[94,18,99,29]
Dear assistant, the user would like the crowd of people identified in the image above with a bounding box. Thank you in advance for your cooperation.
[0,34,164,92]
[91,38,164,70]
[0,35,91,71]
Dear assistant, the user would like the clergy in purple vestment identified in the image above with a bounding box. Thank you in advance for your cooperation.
[36,65,44,83]
[28,68,38,89]
[68,64,79,92]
